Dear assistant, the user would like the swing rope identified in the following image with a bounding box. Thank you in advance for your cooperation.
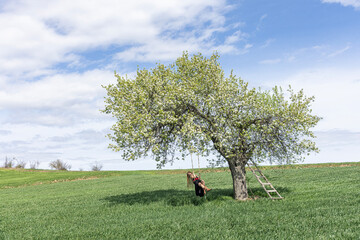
[190,149,201,178]
[191,151,194,172]
[197,153,201,178]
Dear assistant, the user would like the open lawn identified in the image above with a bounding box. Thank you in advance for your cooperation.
[0,163,359,239]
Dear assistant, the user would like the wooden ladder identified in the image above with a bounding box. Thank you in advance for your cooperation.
[247,160,283,200]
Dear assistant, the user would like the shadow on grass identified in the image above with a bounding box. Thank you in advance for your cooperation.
[102,187,291,206]
[103,189,206,206]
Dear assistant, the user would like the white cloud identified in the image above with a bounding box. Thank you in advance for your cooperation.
[0,0,238,77]
[262,67,360,164]
[305,130,360,163]
[0,69,115,125]
[322,0,360,9]
[219,43,252,55]
[266,68,360,132]
[327,44,351,57]
[284,45,328,62]
[267,44,350,64]
[259,58,281,64]
[260,38,275,49]
[0,13,67,76]
[0,70,110,109]
[115,38,203,62]
[260,14,268,21]
[116,28,251,62]
[256,14,268,31]
[243,44,253,52]
[0,130,11,135]
[224,30,248,45]
[315,130,360,148]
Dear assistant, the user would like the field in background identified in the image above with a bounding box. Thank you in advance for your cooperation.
[0,162,359,239]
[1,162,358,189]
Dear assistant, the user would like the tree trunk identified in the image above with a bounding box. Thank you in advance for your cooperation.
[228,157,248,200]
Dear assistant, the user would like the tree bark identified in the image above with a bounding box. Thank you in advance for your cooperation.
[228,157,248,200]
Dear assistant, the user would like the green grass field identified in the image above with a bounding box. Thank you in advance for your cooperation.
[0,163,359,239]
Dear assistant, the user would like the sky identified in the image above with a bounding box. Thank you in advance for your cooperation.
[0,0,359,170]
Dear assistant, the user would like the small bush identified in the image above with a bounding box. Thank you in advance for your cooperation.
[15,159,26,169]
[91,162,103,171]
[49,159,71,171]
[29,161,40,169]
[3,157,15,168]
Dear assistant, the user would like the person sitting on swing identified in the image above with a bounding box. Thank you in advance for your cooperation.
[186,171,212,197]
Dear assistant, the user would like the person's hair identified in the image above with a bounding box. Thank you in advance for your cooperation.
[186,171,193,188]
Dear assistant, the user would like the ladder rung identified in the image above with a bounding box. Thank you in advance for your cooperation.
[267,190,277,193]
[255,175,265,179]
[261,183,271,185]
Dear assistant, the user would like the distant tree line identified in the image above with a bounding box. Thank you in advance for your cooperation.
[1,156,39,169]
[1,157,103,171]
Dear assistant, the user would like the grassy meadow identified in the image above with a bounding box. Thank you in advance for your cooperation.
[0,163,359,239]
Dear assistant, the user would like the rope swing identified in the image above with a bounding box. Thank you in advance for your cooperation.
[190,149,201,178]
[197,152,201,178]
[191,150,194,170]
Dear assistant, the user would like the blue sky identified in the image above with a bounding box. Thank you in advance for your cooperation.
[0,0,359,170]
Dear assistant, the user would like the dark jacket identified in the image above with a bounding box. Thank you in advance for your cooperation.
[193,177,204,197]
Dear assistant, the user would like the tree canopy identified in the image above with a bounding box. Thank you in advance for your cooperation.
[102,52,321,200]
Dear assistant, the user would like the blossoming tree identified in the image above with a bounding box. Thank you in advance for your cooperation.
[102,52,321,200]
